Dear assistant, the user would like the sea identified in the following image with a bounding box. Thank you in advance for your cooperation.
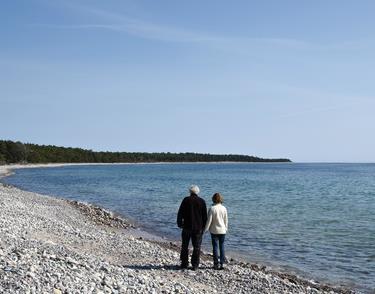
[2,163,375,292]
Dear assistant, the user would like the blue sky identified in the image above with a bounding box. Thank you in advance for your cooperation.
[1,0,375,162]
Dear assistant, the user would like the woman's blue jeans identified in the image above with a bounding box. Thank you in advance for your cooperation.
[211,233,226,266]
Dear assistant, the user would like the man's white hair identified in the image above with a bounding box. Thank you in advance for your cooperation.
[189,185,200,195]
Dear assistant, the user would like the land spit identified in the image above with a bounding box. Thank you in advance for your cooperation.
[0,165,355,293]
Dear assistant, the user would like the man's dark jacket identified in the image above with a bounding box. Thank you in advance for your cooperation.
[177,194,207,232]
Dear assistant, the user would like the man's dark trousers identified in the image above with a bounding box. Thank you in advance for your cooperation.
[180,229,203,268]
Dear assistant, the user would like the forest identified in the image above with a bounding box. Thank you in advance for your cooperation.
[0,140,291,164]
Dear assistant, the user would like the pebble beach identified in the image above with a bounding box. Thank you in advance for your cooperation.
[0,165,356,294]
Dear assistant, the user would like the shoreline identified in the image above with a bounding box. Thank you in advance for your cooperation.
[0,164,357,293]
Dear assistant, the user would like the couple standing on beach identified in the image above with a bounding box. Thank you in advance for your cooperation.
[177,185,228,271]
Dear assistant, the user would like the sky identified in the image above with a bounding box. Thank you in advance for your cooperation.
[1,0,375,162]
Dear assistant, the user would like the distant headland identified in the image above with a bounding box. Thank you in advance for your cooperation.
[0,140,291,164]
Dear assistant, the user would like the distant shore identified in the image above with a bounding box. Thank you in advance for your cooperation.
[0,164,354,293]
[0,140,291,165]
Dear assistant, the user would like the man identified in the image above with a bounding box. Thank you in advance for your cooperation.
[177,185,207,270]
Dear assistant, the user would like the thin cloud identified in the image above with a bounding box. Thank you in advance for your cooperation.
[32,2,313,48]
[33,21,318,53]
[32,1,375,52]
[35,22,224,43]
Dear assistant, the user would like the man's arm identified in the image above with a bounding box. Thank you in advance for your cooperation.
[177,199,185,228]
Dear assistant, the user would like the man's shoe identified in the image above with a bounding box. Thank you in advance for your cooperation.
[219,265,224,270]
[192,266,198,271]
[213,264,219,270]
[180,264,188,270]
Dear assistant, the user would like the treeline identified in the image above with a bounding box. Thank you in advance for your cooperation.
[0,140,291,164]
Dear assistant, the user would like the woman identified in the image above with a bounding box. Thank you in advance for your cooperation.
[204,192,228,270]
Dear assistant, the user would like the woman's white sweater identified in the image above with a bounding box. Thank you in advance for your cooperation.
[204,203,228,234]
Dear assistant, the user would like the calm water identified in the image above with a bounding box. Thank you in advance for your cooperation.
[3,163,375,292]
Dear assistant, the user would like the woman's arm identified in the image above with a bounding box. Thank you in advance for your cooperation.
[224,207,228,231]
[204,208,212,233]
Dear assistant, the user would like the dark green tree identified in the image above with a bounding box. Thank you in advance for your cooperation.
[0,139,291,164]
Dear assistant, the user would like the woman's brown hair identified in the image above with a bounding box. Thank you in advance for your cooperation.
[212,192,223,204]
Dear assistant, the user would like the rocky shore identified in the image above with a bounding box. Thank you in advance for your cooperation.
[0,165,356,293]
